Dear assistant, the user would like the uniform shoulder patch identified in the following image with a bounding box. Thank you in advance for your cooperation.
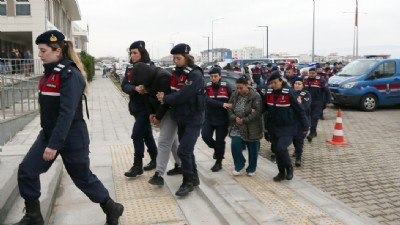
[220,81,227,86]
[304,76,309,79]
[282,88,289,94]
[206,81,212,86]
[316,76,321,79]
[267,88,273,94]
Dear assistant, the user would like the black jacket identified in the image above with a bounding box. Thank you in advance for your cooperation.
[38,59,88,150]
[163,66,205,125]
[205,81,232,126]
[264,85,309,137]
[121,63,150,115]
[146,67,172,120]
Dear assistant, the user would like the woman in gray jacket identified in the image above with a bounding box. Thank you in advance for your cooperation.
[228,77,263,176]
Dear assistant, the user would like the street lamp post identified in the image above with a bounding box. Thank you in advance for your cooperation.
[202,36,210,63]
[312,0,315,62]
[257,25,269,58]
[212,18,224,61]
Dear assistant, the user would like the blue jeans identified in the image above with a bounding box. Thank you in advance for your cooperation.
[231,136,259,173]
[0,62,6,74]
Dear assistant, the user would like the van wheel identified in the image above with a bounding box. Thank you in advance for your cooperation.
[360,94,377,112]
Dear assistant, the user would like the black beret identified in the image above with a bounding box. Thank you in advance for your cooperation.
[272,66,278,71]
[208,66,221,75]
[170,43,191,54]
[268,71,281,82]
[325,62,330,65]
[333,62,338,65]
[266,63,272,67]
[35,30,65,45]
[294,77,304,83]
[315,64,321,68]
[309,68,316,72]
[130,62,155,86]
[130,41,145,50]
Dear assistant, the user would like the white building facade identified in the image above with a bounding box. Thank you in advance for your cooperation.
[232,47,263,59]
[0,0,87,67]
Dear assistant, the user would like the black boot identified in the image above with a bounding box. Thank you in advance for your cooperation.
[166,163,182,176]
[100,199,124,225]
[295,156,302,167]
[124,157,143,177]
[175,173,194,197]
[286,166,294,180]
[148,171,164,186]
[273,168,286,182]
[13,200,44,225]
[211,158,223,172]
[143,154,157,171]
[307,132,317,142]
[193,169,200,187]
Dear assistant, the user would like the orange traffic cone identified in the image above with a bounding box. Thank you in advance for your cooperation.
[327,108,348,145]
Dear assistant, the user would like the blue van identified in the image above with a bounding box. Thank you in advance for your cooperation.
[328,59,400,111]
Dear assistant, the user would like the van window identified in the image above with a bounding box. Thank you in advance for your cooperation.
[373,61,396,79]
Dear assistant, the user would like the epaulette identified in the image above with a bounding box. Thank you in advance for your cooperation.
[183,66,193,74]
[304,76,309,79]
[315,75,321,79]
[206,82,212,86]
[220,81,227,86]
[282,88,289,94]
[267,88,273,94]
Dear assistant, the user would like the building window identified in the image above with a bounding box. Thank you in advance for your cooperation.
[16,0,31,16]
[74,39,79,49]
[0,0,6,16]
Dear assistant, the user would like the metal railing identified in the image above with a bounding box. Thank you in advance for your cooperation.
[0,59,43,120]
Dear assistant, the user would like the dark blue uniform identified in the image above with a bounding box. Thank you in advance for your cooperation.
[293,90,311,157]
[304,75,331,135]
[251,67,262,87]
[264,86,309,170]
[285,74,300,87]
[18,59,110,203]
[121,64,157,159]
[163,65,205,175]
[201,81,232,160]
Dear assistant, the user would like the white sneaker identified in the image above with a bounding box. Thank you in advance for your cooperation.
[247,172,255,176]
[232,170,241,176]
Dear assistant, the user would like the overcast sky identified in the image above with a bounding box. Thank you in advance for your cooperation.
[76,0,400,59]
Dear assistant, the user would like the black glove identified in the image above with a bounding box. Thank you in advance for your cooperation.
[264,132,270,142]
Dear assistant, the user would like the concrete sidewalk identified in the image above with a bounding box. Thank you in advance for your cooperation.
[1,71,379,225]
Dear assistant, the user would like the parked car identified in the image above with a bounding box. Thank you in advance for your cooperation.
[328,59,400,111]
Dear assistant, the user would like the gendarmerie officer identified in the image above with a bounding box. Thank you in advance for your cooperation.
[304,68,331,142]
[292,77,311,167]
[251,62,262,88]
[15,30,123,225]
[121,41,158,178]
[157,43,205,197]
[264,72,309,182]
[201,67,232,172]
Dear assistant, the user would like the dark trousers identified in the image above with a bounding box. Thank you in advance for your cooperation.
[201,121,228,159]
[18,131,110,203]
[177,123,201,174]
[132,111,157,159]
[293,125,306,156]
[310,103,323,133]
[270,133,292,168]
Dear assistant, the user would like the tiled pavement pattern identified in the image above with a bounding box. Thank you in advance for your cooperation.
[110,144,188,225]
[198,142,343,225]
[259,105,400,225]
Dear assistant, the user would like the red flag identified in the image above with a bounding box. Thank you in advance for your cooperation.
[355,0,358,27]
